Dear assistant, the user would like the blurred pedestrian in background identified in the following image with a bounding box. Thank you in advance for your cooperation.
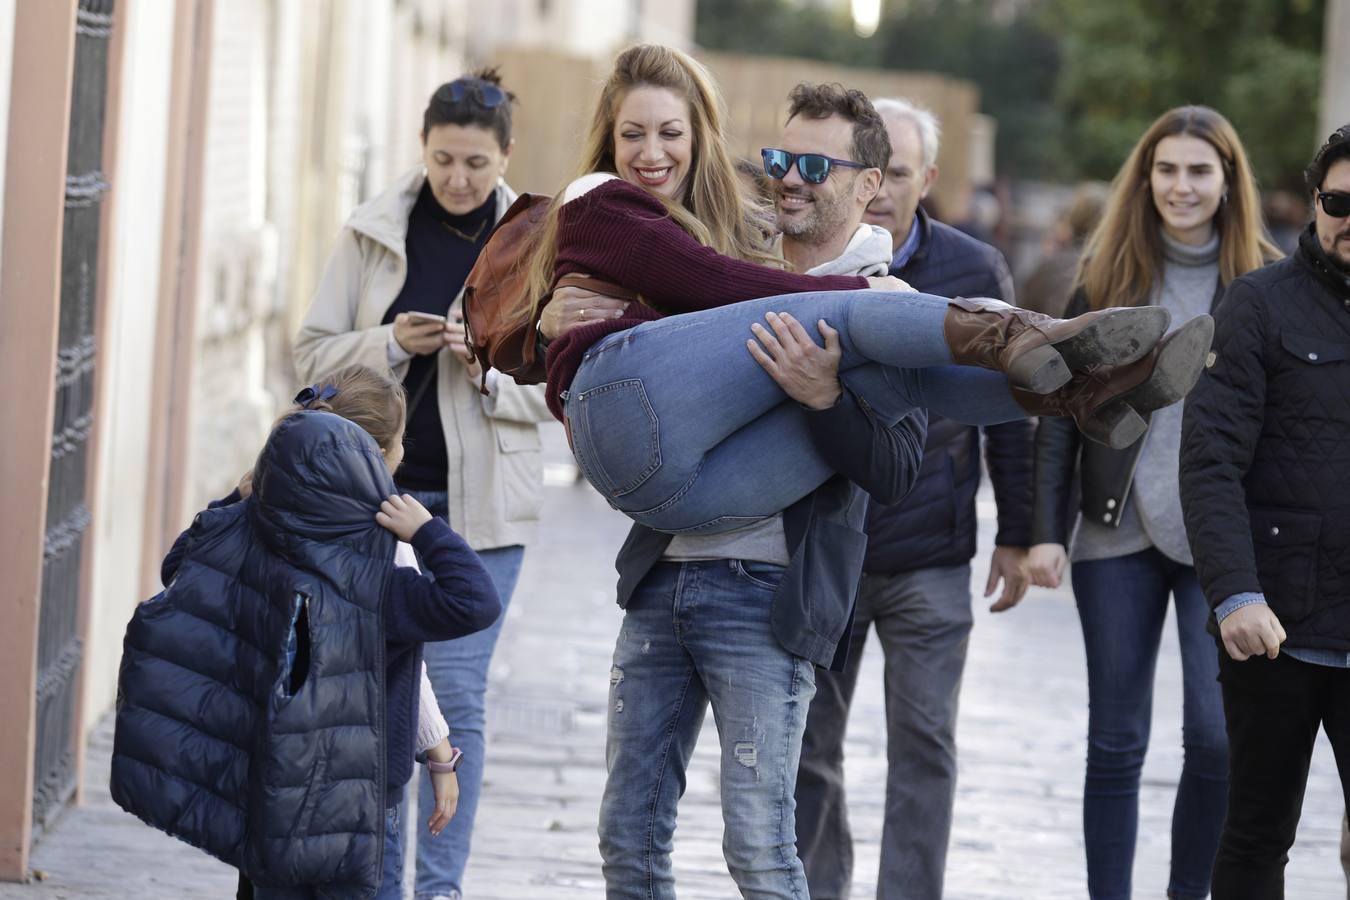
[1181,123,1350,900]
[1026,105,1280,900]
[954,182,1003,249]
[1019,182,1108,318]
[795,95,1033,900]
[1262,188,1312,255]
[292,70,552,900]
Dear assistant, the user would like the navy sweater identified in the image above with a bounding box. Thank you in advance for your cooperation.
[381,185,495,490]
[863,209,1033,573]
[162,490,500,802]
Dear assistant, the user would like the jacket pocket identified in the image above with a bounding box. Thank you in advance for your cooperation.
[1249,506,1321,622]
[805,518,868,644]
[1279,332,1350,366]
[495,422,542,522]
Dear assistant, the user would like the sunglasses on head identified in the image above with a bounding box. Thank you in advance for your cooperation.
[761,148,866,185]
[437,78,507,109]
[1318,190,1350,218]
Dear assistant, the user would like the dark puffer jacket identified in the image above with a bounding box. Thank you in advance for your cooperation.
[863,208,1032,573]
[111,412,498,897]
[1180,226,1350,650]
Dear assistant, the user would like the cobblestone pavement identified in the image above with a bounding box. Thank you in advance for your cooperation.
[4,426,1346,899]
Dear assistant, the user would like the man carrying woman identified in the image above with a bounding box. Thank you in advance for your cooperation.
[544,70,926,898]
[533,44,1212,898]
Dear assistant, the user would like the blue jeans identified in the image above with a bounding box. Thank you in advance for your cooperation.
[565,290,1023,535]
[598,560,816,900]
[251,802,403,899]
[1072,548,1229,900]
[397,488,525,900]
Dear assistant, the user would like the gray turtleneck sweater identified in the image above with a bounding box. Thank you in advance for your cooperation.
[1071,228,1219,564]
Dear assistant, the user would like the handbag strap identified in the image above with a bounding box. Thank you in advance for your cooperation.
[551,273,639,304]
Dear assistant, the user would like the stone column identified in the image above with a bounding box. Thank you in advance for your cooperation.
[1320,0,1350,141]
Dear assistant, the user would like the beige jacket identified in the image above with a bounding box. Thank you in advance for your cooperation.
[294,167,552,551]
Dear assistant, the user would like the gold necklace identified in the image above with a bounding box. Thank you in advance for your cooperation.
[440,218,488,243]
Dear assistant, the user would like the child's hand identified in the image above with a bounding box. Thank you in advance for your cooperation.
[375,494,432,541]
[237,468,254,498]
[427,769,459,835]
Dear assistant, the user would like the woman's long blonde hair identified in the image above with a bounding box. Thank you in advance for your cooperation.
[523,44,779,317]
[1077,105,1281,310]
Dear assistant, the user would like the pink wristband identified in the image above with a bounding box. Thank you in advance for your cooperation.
[426,746,463,774]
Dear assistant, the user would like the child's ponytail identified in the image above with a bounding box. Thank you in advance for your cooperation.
[280,364,408,452]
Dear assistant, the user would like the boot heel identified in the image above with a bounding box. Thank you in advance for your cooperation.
[1055,306,1171,370]
[1082,400,1148,449]
[1118,316,1215,412]
[1006,343,1071,394]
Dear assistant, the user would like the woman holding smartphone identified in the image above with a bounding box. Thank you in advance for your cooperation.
[293,70,552,900]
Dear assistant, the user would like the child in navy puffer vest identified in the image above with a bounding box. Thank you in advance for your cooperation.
[112,364,501,900]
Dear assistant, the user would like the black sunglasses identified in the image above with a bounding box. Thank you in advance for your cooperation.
[761,148,866,185]
[436,78,507,109]
[1318,190,1350,218]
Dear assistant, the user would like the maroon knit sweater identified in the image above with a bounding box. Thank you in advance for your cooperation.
[543,178,870,420]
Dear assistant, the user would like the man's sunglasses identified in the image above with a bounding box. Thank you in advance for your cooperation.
[761,148,866,185]
[1318,190,1350,218]
[436,78,507,109]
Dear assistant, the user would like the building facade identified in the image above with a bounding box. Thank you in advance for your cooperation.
[0,0,694,879]
[0,0,980,879]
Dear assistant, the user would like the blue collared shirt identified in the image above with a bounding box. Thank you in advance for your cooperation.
[1216,592,1350,667]
[888,217,923,273]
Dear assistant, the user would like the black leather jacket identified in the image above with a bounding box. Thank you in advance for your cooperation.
[1031,282,1223,546]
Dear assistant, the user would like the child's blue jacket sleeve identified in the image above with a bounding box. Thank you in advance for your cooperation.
[385,518,502,644]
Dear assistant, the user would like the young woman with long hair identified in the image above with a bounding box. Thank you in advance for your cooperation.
[1024,106,1281,900]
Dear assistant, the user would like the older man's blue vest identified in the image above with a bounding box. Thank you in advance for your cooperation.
[111,412,397,898]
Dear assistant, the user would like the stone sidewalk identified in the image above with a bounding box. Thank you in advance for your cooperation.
[4,427,1347,898]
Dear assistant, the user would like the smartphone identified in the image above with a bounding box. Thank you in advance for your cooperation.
[405,311,447,326]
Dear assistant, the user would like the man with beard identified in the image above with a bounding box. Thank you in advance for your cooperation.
[793,96,1032,900]
[539,82,928,892]
[764,84,896,278]
[1180,124,1350,898]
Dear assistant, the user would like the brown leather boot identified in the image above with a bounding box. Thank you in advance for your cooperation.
[944,297,1171,394]
[1014,315,1215,448]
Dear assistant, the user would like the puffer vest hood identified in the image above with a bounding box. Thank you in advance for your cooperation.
[111,411,397,898]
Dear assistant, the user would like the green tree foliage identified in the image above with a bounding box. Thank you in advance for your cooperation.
[871,2,1066,177]
[694,0,1325,187]
[695,0,877,65]
[696,0,1067,178]
[1040,0,1324,187]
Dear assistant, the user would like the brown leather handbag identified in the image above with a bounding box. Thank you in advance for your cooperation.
[462,192,551,389]
[462,192,636,391]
